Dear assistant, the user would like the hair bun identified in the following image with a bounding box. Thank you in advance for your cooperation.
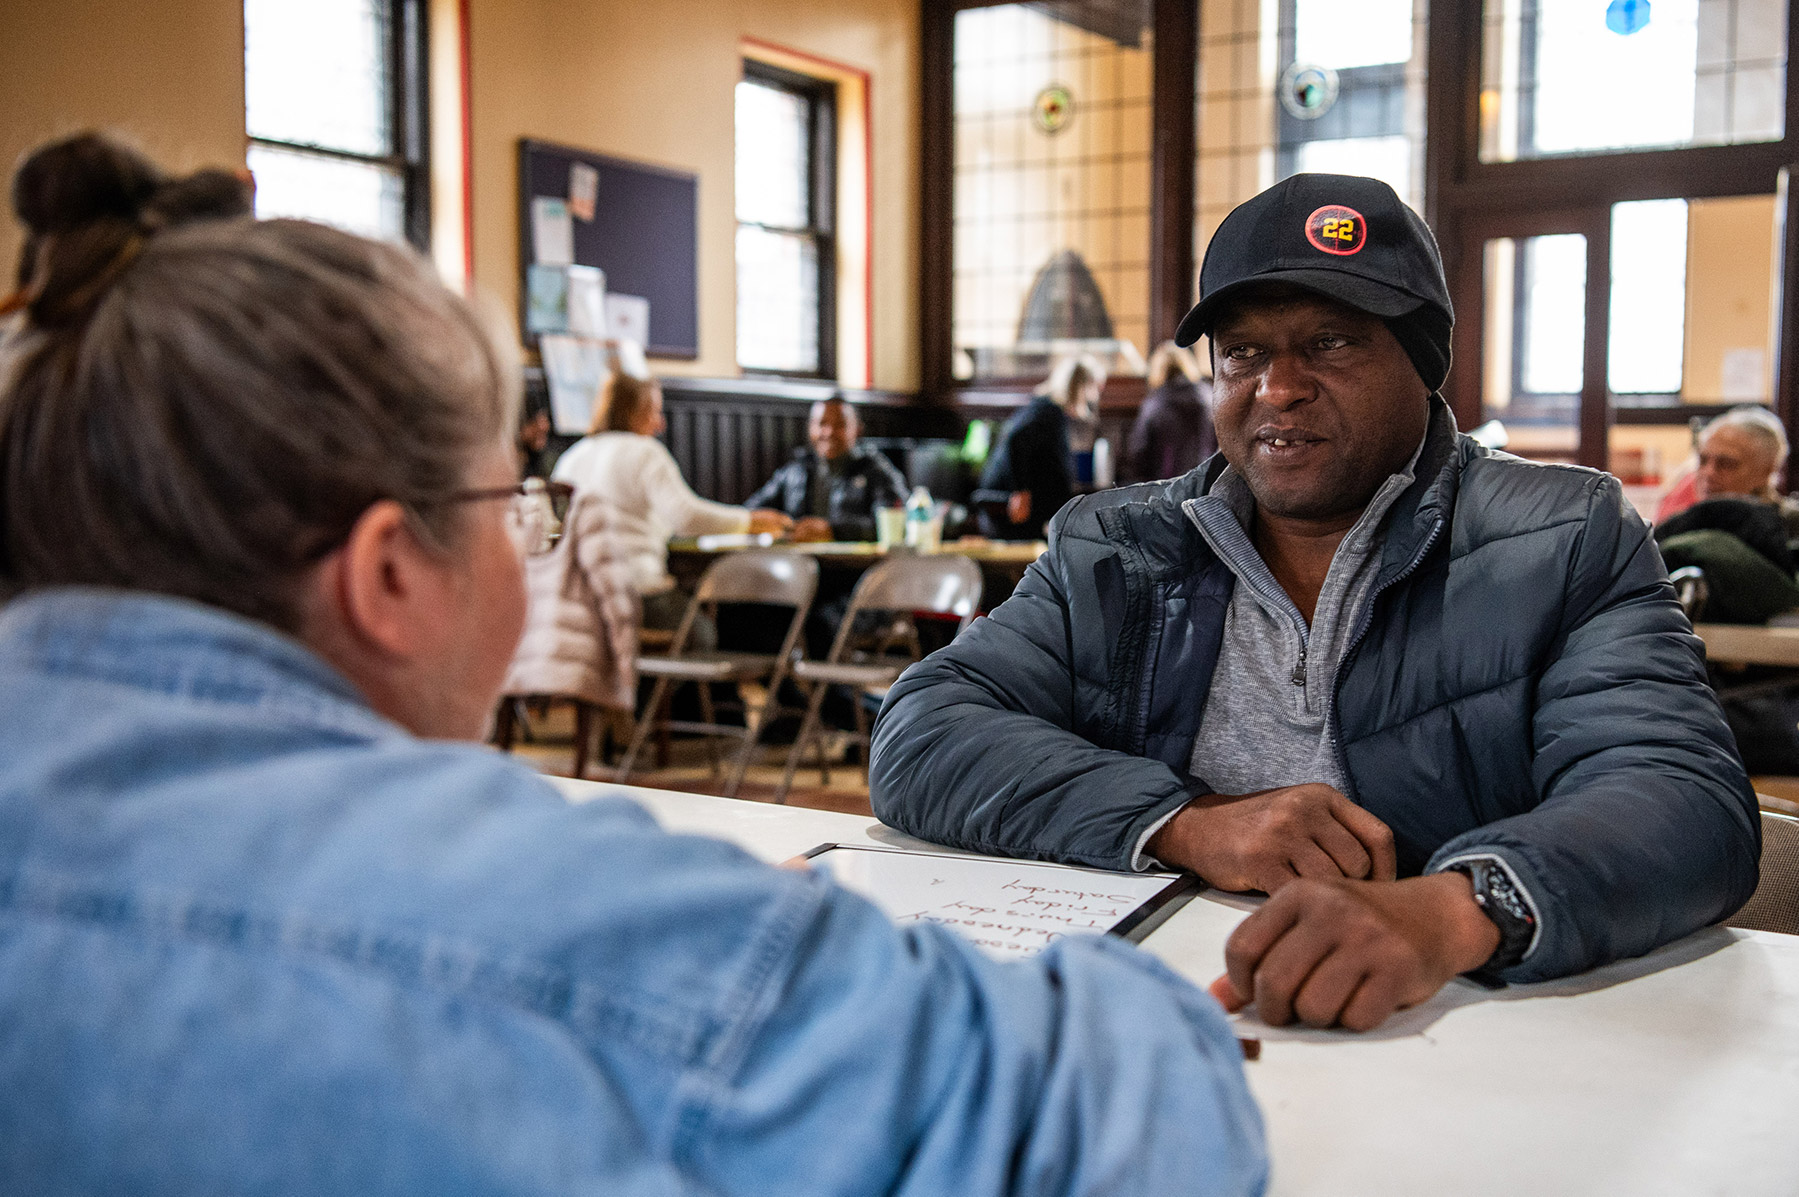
[10,134,254,327]
[143,169,254,231]
[11,132,163,236]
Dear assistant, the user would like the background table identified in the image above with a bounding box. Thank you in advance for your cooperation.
[554,777,1799,1197]
[1694,622,1799,667]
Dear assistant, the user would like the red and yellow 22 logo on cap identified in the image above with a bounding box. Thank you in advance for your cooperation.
[1305,205,1366,255]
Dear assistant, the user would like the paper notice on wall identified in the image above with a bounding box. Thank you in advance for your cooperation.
[539,334,607,435]
[531,197,574,266]
[605,292,651,349]
[566,265,607,338]
[524,264,569,336]
[1721,347,1767,401]
[568,162,599,222]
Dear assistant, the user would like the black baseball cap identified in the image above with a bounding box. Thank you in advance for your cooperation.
[1176,173,1453,358]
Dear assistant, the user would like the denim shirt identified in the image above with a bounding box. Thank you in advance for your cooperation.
[0,589,1265,1196]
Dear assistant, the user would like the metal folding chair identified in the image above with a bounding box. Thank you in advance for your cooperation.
[1728,806,1799,936]
[615,550,818,797]
[775,554,982,803]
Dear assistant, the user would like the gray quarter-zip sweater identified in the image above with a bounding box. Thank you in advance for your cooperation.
[1184,439,1423,795]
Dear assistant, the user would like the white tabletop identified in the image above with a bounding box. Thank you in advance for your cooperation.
[555,779,1799,1196]
[1695,622,1799,667]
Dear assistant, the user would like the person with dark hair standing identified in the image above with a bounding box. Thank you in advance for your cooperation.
[873,173,1759,1033]
[745,395,907,542]
[0,133,1266,1196]
[1125,341,1216,483]
[974,354,1103,540]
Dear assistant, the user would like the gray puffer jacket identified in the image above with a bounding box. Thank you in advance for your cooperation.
[870,399,1760,984]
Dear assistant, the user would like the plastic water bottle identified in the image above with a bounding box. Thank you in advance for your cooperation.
[904,486,937,552]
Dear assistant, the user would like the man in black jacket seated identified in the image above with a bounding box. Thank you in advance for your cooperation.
[870,174,1759,1032]
[746,396,908,543]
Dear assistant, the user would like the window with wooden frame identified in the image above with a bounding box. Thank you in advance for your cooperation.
[736,60,837,378]
[1430,0,1798,480]
[243,0,430,248]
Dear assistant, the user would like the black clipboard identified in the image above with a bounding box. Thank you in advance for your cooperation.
[801,842,1199,948]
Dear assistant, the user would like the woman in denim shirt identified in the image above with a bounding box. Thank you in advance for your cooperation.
[0,134,1264,1196]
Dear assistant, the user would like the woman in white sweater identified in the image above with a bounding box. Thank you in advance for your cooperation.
[552,374,790,634]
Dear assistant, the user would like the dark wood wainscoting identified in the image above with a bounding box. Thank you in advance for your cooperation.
[658,377,969,503]
[526,370,1155,504]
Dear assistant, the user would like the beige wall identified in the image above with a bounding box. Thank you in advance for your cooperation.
[0,0,248,278]
[466,0,919,389]
[1685,193,1778,404]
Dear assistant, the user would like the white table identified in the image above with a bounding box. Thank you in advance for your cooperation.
[554,779,1799,1196]
[1694,622,1799,667]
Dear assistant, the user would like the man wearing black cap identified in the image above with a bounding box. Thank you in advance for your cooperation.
[870,174,1759,1031]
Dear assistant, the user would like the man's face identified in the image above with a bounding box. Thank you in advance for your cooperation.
[1210,288,1430,525]
[809,401,857,461]
[1695,426,1774,500]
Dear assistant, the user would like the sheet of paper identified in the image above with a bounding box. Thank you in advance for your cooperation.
[1721,347,1767,401]
[531,197,574,267]
[605,292,651,349]
[811,844,1183,960]
[525,264,569,335]
[566,264,607,338]
[694,532,777,550]
[538,334,607,435]
[568,162,599,222]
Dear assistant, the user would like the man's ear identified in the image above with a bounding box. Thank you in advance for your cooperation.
[326,499,451,661]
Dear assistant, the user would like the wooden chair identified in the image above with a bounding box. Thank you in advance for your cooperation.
[775,555,982,803]
[614,550,818,797]
[1728,806,1799,936]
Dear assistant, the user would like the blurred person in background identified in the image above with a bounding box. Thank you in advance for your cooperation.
[1125,340,1216,483]
[745,395,907,543]
[1655,405,1799,535]
[1653,406,1799,624]
[552,372,789,639]
[974,354,1104,540]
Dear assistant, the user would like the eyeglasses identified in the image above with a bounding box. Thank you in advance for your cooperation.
[438,478,567,555]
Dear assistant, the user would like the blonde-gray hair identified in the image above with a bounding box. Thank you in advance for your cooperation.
[1039,354,1107,409]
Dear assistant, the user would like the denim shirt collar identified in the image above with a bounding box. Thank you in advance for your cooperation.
[0,587,397,742]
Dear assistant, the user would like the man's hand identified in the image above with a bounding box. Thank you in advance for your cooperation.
[1006,490,1032,525]
[1210,872,1502,1031]
[1146,784,1397,894]
[790,516,834,542]
[748,509,793,536]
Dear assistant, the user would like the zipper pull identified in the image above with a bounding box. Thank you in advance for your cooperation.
[1291,645,1307,687]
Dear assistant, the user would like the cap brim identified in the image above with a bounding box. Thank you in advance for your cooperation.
[1175,268,1427,347]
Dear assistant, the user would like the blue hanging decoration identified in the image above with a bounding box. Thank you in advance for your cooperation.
[1606,0,1651,35]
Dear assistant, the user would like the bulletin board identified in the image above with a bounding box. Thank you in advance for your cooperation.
[516,138,699,359]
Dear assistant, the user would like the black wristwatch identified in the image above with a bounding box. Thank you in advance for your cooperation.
[1445,857,1536,973]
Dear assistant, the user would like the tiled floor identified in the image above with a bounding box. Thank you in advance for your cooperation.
[499,701,876,818]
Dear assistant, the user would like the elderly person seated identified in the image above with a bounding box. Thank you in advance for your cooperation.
[1657,405,1799,530]
[0,132,1265,1193]
[1654,407,1799,624]
[745,396,907,543]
